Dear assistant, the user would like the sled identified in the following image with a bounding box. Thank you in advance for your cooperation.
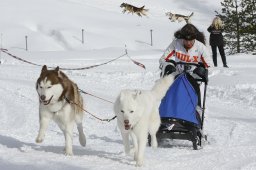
[149,62,208,150]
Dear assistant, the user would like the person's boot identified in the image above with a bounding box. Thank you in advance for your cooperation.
[223,65,229,68]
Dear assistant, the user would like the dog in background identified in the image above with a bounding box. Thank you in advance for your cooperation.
[35,65,86,155]
[120,3,148,17]
[166,12,194,23]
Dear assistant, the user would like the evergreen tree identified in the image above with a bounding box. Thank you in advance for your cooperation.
[216,0,255,54]
[240,0,256,54]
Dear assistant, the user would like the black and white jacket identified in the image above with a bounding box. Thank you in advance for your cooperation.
[207,26,224,46]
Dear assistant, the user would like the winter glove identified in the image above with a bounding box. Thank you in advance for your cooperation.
[193,66,208,83]
[162,64,176,77]
[160,60,176,77]
[198,62,206,68]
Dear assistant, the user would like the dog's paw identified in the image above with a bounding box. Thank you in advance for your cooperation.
[151,142,158,149]
[136,160,144,167]
[65,151,73,156]
[35,137,43,143]
[64,148,73,156]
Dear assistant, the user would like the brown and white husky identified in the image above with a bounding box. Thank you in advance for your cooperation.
[35,65,86,155]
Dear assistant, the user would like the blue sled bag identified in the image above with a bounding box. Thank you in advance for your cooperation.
[159,73,199,125]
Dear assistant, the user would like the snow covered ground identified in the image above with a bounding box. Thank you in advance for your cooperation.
[0,0,256,169]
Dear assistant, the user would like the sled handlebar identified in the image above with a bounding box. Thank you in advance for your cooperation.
[175,62,208,84]
[174,61,203,67]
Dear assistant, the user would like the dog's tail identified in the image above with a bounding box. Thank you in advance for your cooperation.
[72,83,86,147]
[140,5,148,10]
[186,12,194,23]
[151,74,175,101]
[77,123,86,147]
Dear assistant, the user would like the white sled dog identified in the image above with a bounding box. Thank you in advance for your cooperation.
[35,65,86,155]
[114,74,174,166]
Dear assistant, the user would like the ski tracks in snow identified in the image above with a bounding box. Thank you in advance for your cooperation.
[202,67,256,169]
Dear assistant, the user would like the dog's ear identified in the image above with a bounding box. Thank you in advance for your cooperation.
[55,66,60,72]
[41,65,47,72]
[132,90,141,99]
[55,66,63,77]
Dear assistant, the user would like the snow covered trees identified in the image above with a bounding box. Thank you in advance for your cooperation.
[216,0,256,54]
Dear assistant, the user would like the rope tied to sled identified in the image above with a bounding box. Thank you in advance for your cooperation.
[0,48,146,70]
[79,89,113,104]
[77,89,116,121]
[0,47,145,122]
[65,97,117,122]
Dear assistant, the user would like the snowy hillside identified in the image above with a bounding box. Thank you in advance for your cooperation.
[1,0,256,169]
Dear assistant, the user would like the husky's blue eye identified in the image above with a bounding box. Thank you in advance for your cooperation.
[130,111,134,113]
[47,86,52,89]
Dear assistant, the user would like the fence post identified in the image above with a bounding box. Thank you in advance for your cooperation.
[125,44,128,55]
[150,29,153,46]
[25,35,28,51]
[82,29,84,44]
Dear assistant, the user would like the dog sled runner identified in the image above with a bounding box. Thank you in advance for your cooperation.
[149,62,208,150]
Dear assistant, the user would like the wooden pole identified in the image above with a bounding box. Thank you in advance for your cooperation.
[25,35,28,51]
[125,44,128,55]
[82,29,84,44]
[150,29,153,46]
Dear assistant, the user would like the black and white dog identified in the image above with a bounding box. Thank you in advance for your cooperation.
[166,12,194,23]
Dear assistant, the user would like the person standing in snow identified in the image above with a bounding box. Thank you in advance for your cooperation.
[207,16,228,68]
[159,23,211,106]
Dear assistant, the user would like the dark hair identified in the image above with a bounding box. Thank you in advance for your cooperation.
[174,23,206,45]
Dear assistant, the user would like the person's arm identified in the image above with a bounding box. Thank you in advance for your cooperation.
[207,26,213,33]
[159,40,176,77]
[194,44,211,83]
[159,40,176,66]
[199,44,212,68]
